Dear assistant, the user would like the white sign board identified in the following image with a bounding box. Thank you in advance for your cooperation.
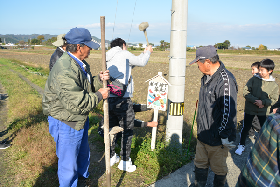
[147,80,168,111]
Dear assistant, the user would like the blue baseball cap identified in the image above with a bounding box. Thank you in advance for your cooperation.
[189,45,218,65]
[65,28,100,50]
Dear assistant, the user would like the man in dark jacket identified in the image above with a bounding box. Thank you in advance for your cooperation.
[189,46,238,187]
[49,34,67,71]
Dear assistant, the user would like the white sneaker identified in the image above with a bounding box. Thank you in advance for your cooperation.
[110,153,120,166]
[0,143,11,149]
[235,145,245,155]
[118,158,136,172]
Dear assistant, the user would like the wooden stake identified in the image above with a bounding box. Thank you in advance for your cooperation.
[151,109,158,151]
[100,16,111,187]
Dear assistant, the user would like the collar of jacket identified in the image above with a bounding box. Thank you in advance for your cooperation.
[67,52,87,76]
[202,61,225,84]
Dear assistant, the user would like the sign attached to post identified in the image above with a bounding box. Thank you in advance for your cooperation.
[146,73,171,111]
[146,72,171,151]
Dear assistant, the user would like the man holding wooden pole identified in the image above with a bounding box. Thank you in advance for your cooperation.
[42,27,110,187]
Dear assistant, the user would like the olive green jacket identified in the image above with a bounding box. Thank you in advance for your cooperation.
[243,74,279,116]
[42,52,103,130]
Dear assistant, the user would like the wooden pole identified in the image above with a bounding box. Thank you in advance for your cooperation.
[151,109,158,151]
[151,72,162,151]
[100,16,111,187]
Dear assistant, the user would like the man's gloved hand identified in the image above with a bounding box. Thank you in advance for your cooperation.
[221,138,236,149]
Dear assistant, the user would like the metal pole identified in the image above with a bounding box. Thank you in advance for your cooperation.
[166,0,188,147]
[100,16,111,187]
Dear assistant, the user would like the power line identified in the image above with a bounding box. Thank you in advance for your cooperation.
[112,0,119,40]
[128,0,137,43]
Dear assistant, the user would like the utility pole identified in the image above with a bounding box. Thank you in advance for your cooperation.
[166,0,188,147]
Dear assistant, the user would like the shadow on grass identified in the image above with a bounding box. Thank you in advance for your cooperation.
[131,110,196,185]
[33,162,59,187]
[4,112,47,145]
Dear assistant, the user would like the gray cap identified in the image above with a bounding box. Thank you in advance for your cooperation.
[52,34,67,47]
[189,45,218,65]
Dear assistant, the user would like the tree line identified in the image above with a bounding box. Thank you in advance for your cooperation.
[0,36,270,51]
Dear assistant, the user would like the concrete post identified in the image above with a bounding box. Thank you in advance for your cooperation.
[166,0,188,147]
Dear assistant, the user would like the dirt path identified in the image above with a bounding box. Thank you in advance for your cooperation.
[9,69,44,96]
[0,82,9,185]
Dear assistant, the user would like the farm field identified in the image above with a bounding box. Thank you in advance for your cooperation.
[1,49,280,126]
[0,48,280,186]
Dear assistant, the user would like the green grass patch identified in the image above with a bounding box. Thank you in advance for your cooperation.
[0,58,48,88]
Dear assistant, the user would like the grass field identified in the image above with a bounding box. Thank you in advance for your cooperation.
[0,48,280,186]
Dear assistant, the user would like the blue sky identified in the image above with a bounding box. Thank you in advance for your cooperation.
[1,0,280,48]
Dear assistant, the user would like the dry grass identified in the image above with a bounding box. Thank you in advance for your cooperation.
[1,49,280,186]
[0,58,57,186]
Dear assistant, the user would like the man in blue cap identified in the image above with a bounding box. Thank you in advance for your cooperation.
[42,27,110,187]
[189,46,238,187]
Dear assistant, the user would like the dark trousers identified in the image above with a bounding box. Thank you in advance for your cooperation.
[248,115,261,136]
[240,113,266,145]
[109,97,135,161]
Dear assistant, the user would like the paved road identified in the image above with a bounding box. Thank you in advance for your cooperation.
[149,135,256,187]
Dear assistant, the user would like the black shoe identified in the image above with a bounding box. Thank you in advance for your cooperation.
[0,143,11,149]
[190,167,208,187]
[213,174,227,187]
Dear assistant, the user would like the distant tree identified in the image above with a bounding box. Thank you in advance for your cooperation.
[246,45,251,48]
[215,40,231,49]
[159,40,170,51]
[139,43,143,48]
[37,35,45,44]
[31,38,40,45]
[45,37,57,46]
[215,43,226,49]
[223,40,230,49]
[164,42,170,49]
[160,40,165,51]
[263,45,267,50]
[149,43,154,46]
[19,40,25,45]
[0,38,2,43]
[259,44,265,50]
[252,47,255,50]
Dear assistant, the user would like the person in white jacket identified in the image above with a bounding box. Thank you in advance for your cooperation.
[106,38,153,172]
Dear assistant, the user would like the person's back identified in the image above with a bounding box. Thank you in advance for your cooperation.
[237,112,280,186]
[106,38,152,98]
[106,38,153,172]
[49,34,67,71]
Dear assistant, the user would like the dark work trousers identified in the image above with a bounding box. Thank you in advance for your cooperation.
[109,97,135,161]
[248,115,261,136]
[240,113,267,145]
